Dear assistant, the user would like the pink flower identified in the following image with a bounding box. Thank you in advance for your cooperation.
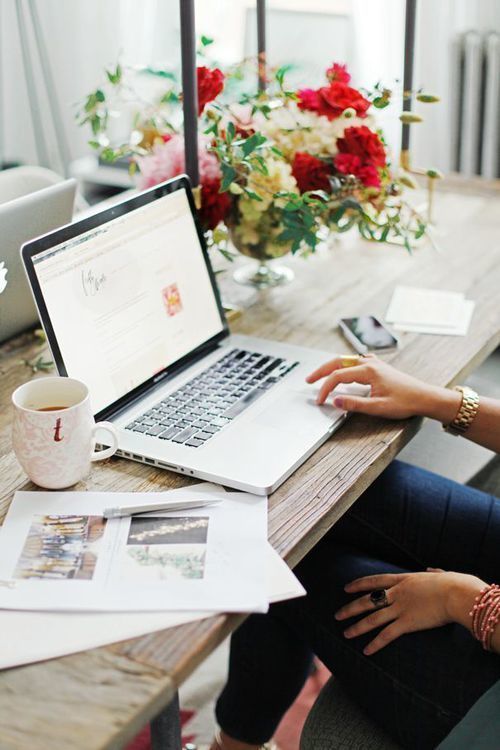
[136,134,221,190]
[136,134,230,230]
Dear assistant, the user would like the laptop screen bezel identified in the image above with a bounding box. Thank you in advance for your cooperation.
[21,175,230,421]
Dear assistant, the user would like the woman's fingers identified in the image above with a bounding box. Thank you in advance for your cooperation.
[316,365,371,404]
[306,353,376,384]
[363,621,403,656]
[333,395,380,414]
[343,605,396,639]
[306,357,344,384]
[344,573,406,593]
[335,591,393,621]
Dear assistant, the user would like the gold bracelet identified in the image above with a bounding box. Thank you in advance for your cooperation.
[443,385,479,436]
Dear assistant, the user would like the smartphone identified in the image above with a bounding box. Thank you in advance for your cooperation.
[338,315,399,354]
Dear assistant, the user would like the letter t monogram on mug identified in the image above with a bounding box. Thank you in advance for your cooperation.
[12,377,118,489]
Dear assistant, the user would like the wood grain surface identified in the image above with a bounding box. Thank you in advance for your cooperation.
[0,181,499,749]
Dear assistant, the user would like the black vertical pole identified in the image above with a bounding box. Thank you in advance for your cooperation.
[401,0,417,160]
[179,0,199,186]
[257,0,266,92]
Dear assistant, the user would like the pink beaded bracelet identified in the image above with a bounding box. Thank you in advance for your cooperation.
[470,584,500,651]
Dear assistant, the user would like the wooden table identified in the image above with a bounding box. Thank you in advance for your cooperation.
[1,180,499,749]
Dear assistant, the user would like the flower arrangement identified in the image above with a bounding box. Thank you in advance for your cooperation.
[79,48,438,272]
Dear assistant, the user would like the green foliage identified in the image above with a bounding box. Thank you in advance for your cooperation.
[105,64,122,85]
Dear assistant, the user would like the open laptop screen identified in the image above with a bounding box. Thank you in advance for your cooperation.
[28,183,226,417]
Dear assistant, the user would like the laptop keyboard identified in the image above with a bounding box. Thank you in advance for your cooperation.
[125,348,299,448]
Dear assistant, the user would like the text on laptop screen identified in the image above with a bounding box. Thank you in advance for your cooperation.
[32,189,224,414]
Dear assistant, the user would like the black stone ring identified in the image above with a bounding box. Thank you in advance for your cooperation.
[370,588,389,609]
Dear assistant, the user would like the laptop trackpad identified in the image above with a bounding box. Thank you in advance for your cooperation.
[253,382,371,435]
[253,390,342,436]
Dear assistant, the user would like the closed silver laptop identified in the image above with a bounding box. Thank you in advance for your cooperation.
[0,180,76,343]
[21,176,348,495]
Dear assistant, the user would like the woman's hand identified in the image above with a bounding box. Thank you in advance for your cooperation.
[334,570,484,656]
[306,354,461,422]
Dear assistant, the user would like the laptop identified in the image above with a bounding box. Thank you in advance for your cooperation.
[0,179,76,343]
[21,176,349,495]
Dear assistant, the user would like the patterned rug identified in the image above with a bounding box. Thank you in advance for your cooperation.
[126,639,330,750]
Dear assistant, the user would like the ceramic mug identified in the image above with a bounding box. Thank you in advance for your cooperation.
[12,376,118,489]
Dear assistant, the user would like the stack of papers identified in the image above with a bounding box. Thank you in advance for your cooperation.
[0,483,305,669]
[385,285,475,336]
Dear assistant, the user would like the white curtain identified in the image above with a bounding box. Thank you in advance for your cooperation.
[0,0,180,173]
[1,0,498,175]
[351,0,405,167]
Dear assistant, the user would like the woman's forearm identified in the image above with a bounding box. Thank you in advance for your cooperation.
[421,388,500,453]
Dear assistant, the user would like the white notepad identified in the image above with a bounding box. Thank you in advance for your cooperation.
[386,286,466,328]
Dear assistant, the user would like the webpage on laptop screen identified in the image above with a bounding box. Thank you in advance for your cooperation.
[33,189,224,414]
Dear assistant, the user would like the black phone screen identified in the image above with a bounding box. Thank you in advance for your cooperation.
[341,316,398,350]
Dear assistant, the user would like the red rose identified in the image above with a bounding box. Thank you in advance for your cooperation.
[292,152,332,193]
[326,62,351,84]
[334,153,362,175]
[197,66,224,115]
[334,136,384,189]
[199,178,231,230]
[334,154,381,188]
[356,164,381,188]
[337,125,386,167]
[317,82,370,120]
[298,82,370,120]
[297,88,322,112]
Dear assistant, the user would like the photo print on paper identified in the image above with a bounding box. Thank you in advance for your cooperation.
[14,514,107,581]
[127,516,209,545]
[162,283,183,317]
[124,515,208,581]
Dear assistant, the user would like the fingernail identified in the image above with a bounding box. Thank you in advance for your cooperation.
[344,630,353,639]
[363,647,372,656]
[333,397,344,408]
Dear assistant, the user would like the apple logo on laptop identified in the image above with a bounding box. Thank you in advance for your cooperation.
[0,262,7,295]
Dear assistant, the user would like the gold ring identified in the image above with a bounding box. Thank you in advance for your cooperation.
[340,355,362,368]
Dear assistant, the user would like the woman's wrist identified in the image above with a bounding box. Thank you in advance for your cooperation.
[445,574,486,630]
[419,385,463,424]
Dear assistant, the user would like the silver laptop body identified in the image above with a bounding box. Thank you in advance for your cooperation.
[21,176,347,495]
[0,179,76,343]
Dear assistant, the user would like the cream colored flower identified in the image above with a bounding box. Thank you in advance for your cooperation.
[256,102,369,160]
[246,156,298,210]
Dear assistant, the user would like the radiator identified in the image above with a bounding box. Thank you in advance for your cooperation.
[451,31,500,178]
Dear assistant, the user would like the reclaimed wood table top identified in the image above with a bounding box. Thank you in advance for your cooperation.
[1,179,499,749]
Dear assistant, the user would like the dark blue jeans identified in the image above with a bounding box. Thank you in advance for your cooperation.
[215,461,500,750]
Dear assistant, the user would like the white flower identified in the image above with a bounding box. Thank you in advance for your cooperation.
[246,156,298,211]
[256,102,369,160]
[0,262,7,294]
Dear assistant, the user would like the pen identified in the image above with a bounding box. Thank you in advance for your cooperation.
[103,498,221,519]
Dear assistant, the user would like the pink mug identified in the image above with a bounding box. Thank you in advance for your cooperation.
[12,377,118,489]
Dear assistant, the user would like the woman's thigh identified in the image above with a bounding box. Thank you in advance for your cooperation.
[328,460,500,580]
[275,544,500,750]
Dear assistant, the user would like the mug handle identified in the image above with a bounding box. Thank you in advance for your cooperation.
[90,421,119,462]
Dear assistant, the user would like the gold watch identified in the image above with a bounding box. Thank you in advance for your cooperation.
[443,385,480,436]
